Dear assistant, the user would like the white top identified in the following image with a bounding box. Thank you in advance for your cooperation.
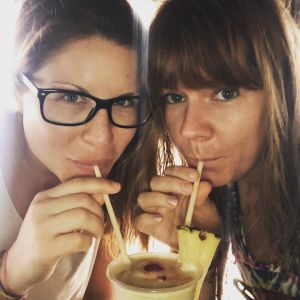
[0,170,98,300]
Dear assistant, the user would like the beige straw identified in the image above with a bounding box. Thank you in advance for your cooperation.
[184,161,204,227]
[94,165,131,264]
[193,278,204,300]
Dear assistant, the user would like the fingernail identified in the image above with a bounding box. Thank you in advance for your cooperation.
[153,215,162,222]
[168,197,178,207]
[112,182,121,190]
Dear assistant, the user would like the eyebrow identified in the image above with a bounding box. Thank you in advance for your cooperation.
[46,81,94,95]
[37,80,140,98]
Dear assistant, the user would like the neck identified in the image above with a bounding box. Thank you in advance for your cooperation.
[237,159,265,208]
[237,166,278,262]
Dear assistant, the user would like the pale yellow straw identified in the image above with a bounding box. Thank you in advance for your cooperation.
[183,161,208,300]
[193,276,204,300]
[94,165,131,264]
[184,161,204,227]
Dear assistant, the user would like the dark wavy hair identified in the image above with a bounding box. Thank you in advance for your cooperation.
[148,0,300,270]
[13,0,156,257]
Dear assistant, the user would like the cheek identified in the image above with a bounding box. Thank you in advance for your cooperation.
[165,108,181,141]
[228,111,266,177]
[24,121,67,157]
[246,119,266,165]
[114,128,136,152]
[22,104,74,162]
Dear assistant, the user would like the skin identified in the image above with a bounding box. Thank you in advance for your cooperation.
[135,85,267,246]
[164,86,266,187]
[135,85,267,299]
[3,36,137,295]
[22,37,137,182]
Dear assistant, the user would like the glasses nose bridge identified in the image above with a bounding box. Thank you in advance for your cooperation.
[87,97,113,122]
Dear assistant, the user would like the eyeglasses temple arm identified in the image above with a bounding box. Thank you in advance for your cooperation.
[19,73,38,95]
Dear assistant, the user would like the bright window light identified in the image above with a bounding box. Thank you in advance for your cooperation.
[128,0,161,28]
[0,1,18,112]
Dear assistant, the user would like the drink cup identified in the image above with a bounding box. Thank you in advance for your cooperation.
[107,252,201,300]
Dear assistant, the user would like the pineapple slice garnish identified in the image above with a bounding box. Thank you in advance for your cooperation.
[177,225,221,274]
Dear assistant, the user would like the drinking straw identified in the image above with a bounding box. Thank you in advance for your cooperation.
[193,279,202,300]
[94,165,131,263]
[184,161,204,227]
[182,161,218,300]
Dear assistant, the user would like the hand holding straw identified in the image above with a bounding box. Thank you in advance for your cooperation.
[94,165,131,264]
[184,161,204,227]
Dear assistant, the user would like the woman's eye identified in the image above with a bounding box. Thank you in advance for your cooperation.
[63,93,82,103]
[163,93,185,104]
[215,88,239,101]
[114,99,132,107]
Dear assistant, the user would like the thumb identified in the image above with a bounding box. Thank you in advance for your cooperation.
[92,193,105,205]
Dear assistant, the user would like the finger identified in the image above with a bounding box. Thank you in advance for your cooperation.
[134,213,162,236]
[150,175,193,195]
[164,165,199,182]
[42,194,103,217]
[50,208,104,238]
[194,181,213,209]
[38,177,121,199]
[137,192,178,213]
[91,193,105,206]
[55,232,94,256]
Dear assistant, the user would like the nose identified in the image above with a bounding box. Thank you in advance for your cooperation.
[82,109,113,145]
[180,98,213,140]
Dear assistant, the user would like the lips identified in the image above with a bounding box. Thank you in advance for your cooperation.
[186,156,222,169]
[69,158,114,177]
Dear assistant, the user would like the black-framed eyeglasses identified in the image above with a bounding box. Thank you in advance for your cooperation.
[19,73,152,128]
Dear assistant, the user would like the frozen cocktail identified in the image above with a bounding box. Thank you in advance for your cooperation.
[107,252,201,300]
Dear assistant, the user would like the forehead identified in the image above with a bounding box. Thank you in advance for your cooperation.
[150,0,265,93]
[33,36,138,96]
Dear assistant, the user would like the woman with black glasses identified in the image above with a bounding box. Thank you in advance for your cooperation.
[0,1,152,299]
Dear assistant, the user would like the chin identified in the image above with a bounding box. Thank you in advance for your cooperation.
[202,171,233,188]
[52,169,73,183]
